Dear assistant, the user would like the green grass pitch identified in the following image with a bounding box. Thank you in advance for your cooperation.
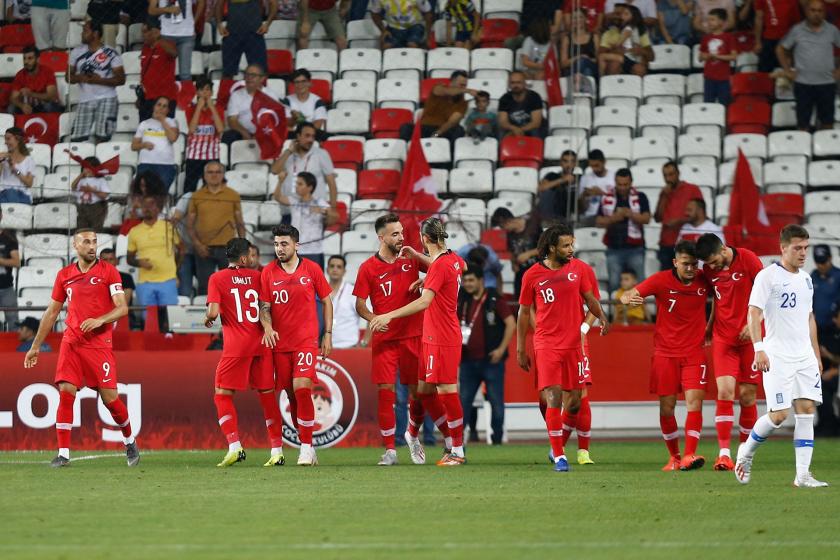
[2,439,839,560]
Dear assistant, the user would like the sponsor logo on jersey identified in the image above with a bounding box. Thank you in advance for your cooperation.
[776,392,784,404]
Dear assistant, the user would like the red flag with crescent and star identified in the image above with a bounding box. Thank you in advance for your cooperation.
[63,149,120,176]
[543,44,563,107]
[250,90,287,160]
[14,113,59,146]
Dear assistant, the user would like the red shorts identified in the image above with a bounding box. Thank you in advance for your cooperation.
[650,352,708,396]
[422,343,461,385]
[713,340,761,385]
[372,336,421,385]
[535,347,586,391]
[273,348,318,391]
[55,342,118,389]
[215,354,274,391]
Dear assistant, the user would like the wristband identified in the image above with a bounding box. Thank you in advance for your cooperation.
[753,341,765,353]
[580,323,591,335]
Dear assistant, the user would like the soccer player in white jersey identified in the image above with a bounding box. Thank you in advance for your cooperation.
[735,225,828,487]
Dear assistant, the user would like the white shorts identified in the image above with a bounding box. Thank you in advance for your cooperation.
[763,353,823,412]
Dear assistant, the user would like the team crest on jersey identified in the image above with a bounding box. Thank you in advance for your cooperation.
[279,357,359,448]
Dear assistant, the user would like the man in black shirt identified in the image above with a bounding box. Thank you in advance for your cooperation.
[538,149,578,226]
[818,307,840,436]
[498,71,546,138]
[0,208,21,330]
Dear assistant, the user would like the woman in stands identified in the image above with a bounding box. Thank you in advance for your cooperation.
[0,127,35,204]
[132,96,180,191]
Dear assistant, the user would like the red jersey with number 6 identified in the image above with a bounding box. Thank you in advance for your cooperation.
[51,260,124,348]
[207,266,266,358]
[422,250,465,347]
[260,257,331,352]
[520,259,594,351]
[702,247,763,345]
[636,270,709,357]
[353,254,423,342]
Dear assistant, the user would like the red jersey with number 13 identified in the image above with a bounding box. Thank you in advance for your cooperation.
[353,254,423,342]
[703,247,764,345]
[422,250,465,347]
[636,270,709,357]
[207,266,266,358]
[51,259,123,348]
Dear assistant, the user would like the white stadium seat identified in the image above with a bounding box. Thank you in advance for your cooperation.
[332,78,376,112]
[448,198,487,228]
[453,137,498,170]
[771,101,798,129]
[239,201,260,225]
[630,165,664,189]
[258,201,284,228]
[350,199,390,230]
[326,107,371,135]
[16,266,59,292]
[382,48,426,80]
[632,136,675,166]
[723,134,768,161]
[805,190,840,218]
[642,74,685,104]
[549,105,592,136]
[346,19,382,49]
[718,158,763,191]
[470,48,513,80]
[766,130,811,165]
[678,163,717,190]
[678,133,721,165]
[0,203,32,230]
[339,48,382,81]
[40,173,73,200]
[229,140,264,169]
[544,132,588,161]
[575,227,604,252]
[588,135,632,167]
[638,104,681,141]
[599,74,642,106]
[807,161,840,189]
[486,197,531,221]
[593,105,636,137]
[96,141,138,168]
[226,169,269,198]
[467,78,508,101]
[448,168,493,196]
[427,48,470,78]
[377,78,420,110]
[52,142,96,169]
[649,45,691,72]
[483,0,523,19]
[23,234,72,260]
[494,167,538,197]
[763,160,807,193]
[364,139,406,170]
[295,49,338,80]
[419,137,452,166]
[682,102,726,135]
[812,130,840,158]
[33,203,77,230]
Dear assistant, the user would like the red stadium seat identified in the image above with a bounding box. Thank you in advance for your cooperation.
[266,49,294,77]
[176,80,196,110]
[0,24,35,52]
[39,50,68,73]
[762,193,804,224]
[499,136,544,168]
[727,100,771,135]
[420,78,449,104]
[286,77,331,104]
[322,139,363,171]
[358,169,400,199]
[480,228,510,259]
[0,83,12,110]
[730,72,773,102]
[371,108,413,138]
[479,18,519,48]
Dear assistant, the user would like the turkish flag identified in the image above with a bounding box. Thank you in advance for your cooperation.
[543,44,563,107]
[15,113,59,146]
[725,149,777,254]
[251,90,287,161]
[63,149,120,176]
[392,120,444,250]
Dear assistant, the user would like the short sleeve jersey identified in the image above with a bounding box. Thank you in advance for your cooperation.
[519,259,594,351]
[260,257,331,352]
[700,33,736,81]
[51,259,124,348]
[207,266,266,358]
[353,253,423,342]
[69,45,122,102]
[636,269,709,357]
[497,90,544,127]
[422,250,465,347]
[703,247,764,345]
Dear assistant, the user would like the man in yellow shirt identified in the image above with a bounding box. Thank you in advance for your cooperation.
[127,196,183,307]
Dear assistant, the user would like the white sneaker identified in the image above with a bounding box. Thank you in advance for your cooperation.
[734,446,752,485]
[793,473,829,488]
[404,430,426,465]
[297,446,318,466]
[377,449,398,466]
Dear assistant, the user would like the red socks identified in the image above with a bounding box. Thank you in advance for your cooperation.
[660,414,680,458]
[715,400,734,451]
[258,391,284,449]
[560,410,578,448]
[407,396,425,438]
[739,403,757,443]
[419,392,451,439]
[56,390,75,451]
[437,392,464,448]
[545,407,565,459]
[577,397,592,451]
[214,393,239,445]
[378,388,397,450]
[294,387,314,445]
[104,397,132,439]
[684,410,702,457]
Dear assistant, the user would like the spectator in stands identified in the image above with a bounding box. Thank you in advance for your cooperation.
[16,318,51,351]
[0,210,20,330]
[606,0,660,29]
[699,9,737,105]
[520,19,552,80]
[327,255,361,348]
[271,171,337,268]
[443,0,482,48]
[216,0,275,79]
[10,46,63,114]
[692,0,735,31]
[31,0,69,51]
[399,71,476,143]
[596,168,651,292]
[283,69,329,141]
[538,149,578,226]
[676,199,724,242]
[456,243,503,291]
[599,4,655,76]
[148,0,202,81]
[128,195,182,309]
[812,244,840,329]
[458,265,516,445]
[88,0,123,46]
[817,306,840,435]
[99,248,135,310]
[186,162,246,294]
[653,161,702,270]
[6,0,32,22]
[464,91,498,141]
[777,0,840,131]
[498,71,546,138]
[577,149,614,225]
[560,8,600,82]
[126,169,168,222]
[71,157,110,229]
[68,21,125,144]
[138,18,178,122]
[247,242,263,271]
[132,97,180,189]
[276,0,299,20]
[370,0,433,48]
[222,64,282,144]
[169,190,196,297]
[505,1,563,52]
[0,127,35,204]
[123,0,150,24]
[656,0,693,45]
[613,268,650,324]
[564,0,606,33]
[753,0,802,72]
[297,0,349,50]
[490,207,542,296]
[272,122,339,208]
[185,77,224,194]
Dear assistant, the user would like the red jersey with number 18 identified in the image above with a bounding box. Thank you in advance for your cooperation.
[422,250,465,347]
[51,259,124,348]
[353,254,423,342]
[207,266,266,358]
[520,259,594,351]
[260,257,331,352]
[702,247,764,345]
[636,270,709,357]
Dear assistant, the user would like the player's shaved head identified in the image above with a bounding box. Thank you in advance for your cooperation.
[73,229,98,264]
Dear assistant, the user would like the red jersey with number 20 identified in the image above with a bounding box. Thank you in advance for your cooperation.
[636,270,709,357]
[703,247,764,345]
[520,259,594,351]
[207,266,266,358]
[353,254,423,342]
[422,250,465,347]
[260,257,331,352]
[51,260,123,348]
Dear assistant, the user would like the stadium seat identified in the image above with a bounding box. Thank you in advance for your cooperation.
[470,48,513,79]
[332,168,357,197]
[332,78,376,112]
[265,19,296,50]
[427,48,470,78]
[266,49,294,77]
[322,139,364,171]
[371,108,413,139]
[638,104,681,140]
[115,106,139,134]
[453,137,498,170]
[364,139,406,170]
[295,49,338,80]
[448,168,493,195]
[39,50,68,74]
[593,105,636,137]
[682,102,726,135]
[727,100,771,134]
[104,172,131,198]
[679,163,718,190]
[632,137,675,166]
[0,203,32,230]
[347,19,382,49]
[0,24,35,52]
[678,133,721,165]
[494,167,538,197]
[480,228,510,258]
[648,45,691,72]
[16,266,58,293]
[730,72,773,102]
[574,227,604,252]
[258,201,284,228]
[40,173,73,200]
[805,190,840,219]
[763,160,807,193]
[812,130,840,158]
[629,165,663,189]
[487,197,531,221]
[96,141,138,169]
[420,78,449,104]
[0,53,22,79]
[342,229,379,254]
[339,48,382,81]
[718,157,763,191]
[350,198,391,230]
[543,132,588,161]
[226,169,269,198]
[763,193,804,224]
[642,74,686,104]
[599,75,643,106]
[771,101,798,130]
[548,105,592,136]
[446,198,485,236]
[420,137,452,166]
[376,78,420,110]
[103,202,125,229]
[33,203,77,230]
[382,48,426,80]
[478,18,519,47]
[588,135,632,168]
[807,161,840,189]
[767,131,812,163]
[326,107,371,135]
[229,140,264,169]
[467,78,508,101]
[430,168,449,193]
[499,136,543,168]
[357,169,400,198]
[22,233,71,260]
[714,193,730,224]
[686,73,704,103]
[723,133,768,161]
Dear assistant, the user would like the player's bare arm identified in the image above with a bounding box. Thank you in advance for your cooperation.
[747,305,769,372]
[321,295,334,357]
[354,297,374,322]
[515,304,532,371]
[582,291,610,336]
[205,302,220,328]
[369,289,433,332]
[23,299,63,368]
[259,302,279,348]
[810,313,823,376]
[398,245,432,269]
[619,288,644,307]
[80,292,128,333]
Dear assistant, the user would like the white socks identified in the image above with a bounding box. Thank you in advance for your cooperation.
[271,447,283,456]
[741,414,780,458]
[451,445,464,457]
[58,447,70,459]
[229,441,242,452]
[793,414,815,478]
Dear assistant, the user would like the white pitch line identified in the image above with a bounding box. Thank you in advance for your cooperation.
[0,453,126,464]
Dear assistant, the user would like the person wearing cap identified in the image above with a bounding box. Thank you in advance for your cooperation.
[812,244,840,330]
[17,317,52,352]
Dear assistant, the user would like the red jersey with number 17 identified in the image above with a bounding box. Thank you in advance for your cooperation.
[51,259,124,348]
[260,257,331,352]
[207,266,266,358]
[422,250,465,347]
[636,270,709,357]
[703,247,764,345]
[352,253,423,342]
[520,259,594,351]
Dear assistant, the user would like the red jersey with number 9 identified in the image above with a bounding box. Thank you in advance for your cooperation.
[207,266,266,358]
[636,270,709,357]
[422,250,465,347]
[260,257,331,352]
[702,247,764,345]
[51,260,123,348]
[353,253,423,342]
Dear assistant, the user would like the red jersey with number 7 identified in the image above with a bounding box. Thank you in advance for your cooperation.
[51,259,124,348]
[519,259,594,351]
[422,250,466,347]
[207,266,266,358]
[352,253,423,342]
[260,257,331,352]
[636,270,709,357]
[702,247,764,346]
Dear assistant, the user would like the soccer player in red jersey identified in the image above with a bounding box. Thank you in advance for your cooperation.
[695,233,765,471]
[517,225,609,472]
[204,238,285,468]
[369,218,468,466]
[260,224,333,466]
[620,240,710,471]
[23,229,136,468]
[353,213,452,466]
